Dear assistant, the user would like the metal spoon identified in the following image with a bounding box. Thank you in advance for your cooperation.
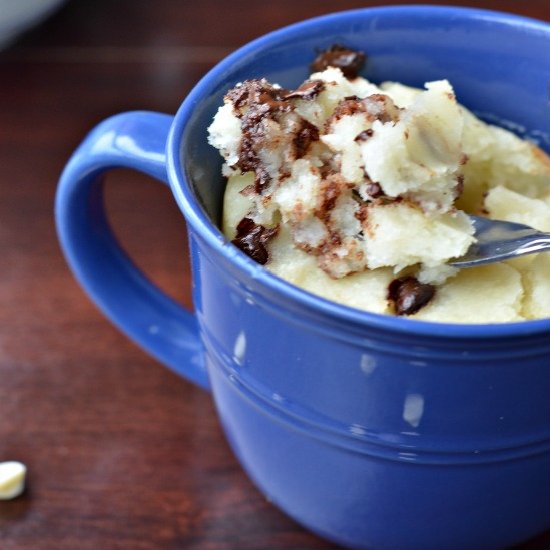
[450,216,550,268]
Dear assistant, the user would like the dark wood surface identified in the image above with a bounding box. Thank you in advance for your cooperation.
[0,1,548,548]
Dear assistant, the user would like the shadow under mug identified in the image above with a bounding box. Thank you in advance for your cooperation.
[55,6,550,549]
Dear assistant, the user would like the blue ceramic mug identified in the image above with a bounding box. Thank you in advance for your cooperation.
[56,6,550,549]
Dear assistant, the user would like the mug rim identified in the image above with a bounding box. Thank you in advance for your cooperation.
[167,4,550,340]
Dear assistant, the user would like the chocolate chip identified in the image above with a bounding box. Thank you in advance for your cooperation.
[226,80,294,194]
[354,128,374,142]
[387,277,435,316]
[226,79,290,115]
[231,218,278,265]
[293,119,320,159]
[364,181,383,198]
[310,44,366,79]
[284,80,325,100]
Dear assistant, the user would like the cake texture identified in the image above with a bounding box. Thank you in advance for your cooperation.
[208,46,550,322]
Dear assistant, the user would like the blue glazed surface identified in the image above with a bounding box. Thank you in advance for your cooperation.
[55,111,208,389]
[56,6,550,549]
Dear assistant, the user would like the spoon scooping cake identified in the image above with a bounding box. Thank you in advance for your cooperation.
[208,45,550,323]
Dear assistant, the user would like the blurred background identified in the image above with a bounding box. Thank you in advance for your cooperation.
[0,1,548,548]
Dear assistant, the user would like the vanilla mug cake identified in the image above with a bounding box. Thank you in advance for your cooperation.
[209,45,550,323]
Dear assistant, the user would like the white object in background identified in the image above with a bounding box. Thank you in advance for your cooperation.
[0,0,66,49]
[0,461,27,499]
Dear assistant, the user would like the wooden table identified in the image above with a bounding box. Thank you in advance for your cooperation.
[0,1,548,548]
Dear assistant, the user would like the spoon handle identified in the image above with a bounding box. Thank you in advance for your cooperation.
[451,232,550,268]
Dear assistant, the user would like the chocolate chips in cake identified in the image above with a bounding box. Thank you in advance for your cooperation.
[231,217,279,265]
[226,80,292,193]
[284,79,325,100]
[211,49,550,322]
[388,277,436,316]
[311,44,366,79]
[207,49,528,319]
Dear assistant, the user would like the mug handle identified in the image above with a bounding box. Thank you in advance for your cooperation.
[55,111,210,391]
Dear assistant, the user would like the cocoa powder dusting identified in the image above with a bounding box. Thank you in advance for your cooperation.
[231,218,278,265]
[331,97,367,120]
[363,93,399,123]
[316,175,347,220]
[388,277,435,316]
[354,203,369,224]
